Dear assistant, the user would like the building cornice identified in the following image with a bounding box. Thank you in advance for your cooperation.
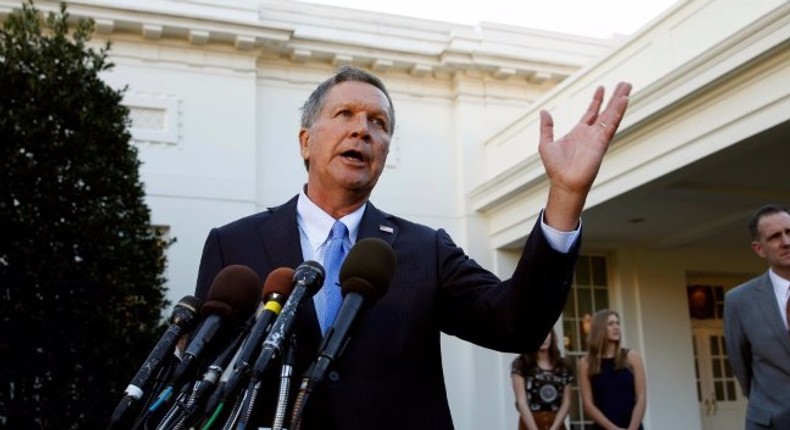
[0,0,612,81]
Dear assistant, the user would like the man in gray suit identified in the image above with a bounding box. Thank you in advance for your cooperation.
[725,204,790,429]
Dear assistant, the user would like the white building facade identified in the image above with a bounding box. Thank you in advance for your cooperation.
[3,0,788,429]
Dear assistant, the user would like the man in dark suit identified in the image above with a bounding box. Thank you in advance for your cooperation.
[725,204,790,430]
[195,66,632,429]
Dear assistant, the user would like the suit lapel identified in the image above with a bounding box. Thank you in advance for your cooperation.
[358,201,399,246]
[258,195,321,332]
[751,273,790,356]
[259,195,304,269]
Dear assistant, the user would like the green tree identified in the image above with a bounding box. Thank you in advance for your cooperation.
[0,2,170,428]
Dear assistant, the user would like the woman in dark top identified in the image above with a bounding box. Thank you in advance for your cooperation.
[579,309,646,430]
[511,329,574,430]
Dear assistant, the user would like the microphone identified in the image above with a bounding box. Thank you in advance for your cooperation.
[202,267,295,418]
[235,261,324,429]
[108,295,203,429]
[249,261,324,381]
[144,265,260,423]
[171,265,261,390]
[290,238,396,429]
[305,239,395,380]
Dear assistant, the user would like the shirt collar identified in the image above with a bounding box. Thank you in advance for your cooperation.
[296,188,365,250]
[768,269,790,298]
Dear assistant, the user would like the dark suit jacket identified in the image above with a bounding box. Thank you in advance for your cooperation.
[725,273,790,429]
[195,195,579,430]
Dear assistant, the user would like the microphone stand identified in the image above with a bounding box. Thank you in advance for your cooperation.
[272,335,297,430]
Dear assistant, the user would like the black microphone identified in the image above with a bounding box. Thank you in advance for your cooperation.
[171,265,261,390]
[203,267,296,417]
[303,238,395,386]
[165,268,294,430]
[108,295,203,429]
[249,261,324,381]
[290,238,396,429]
[235,261,324,429]
[144,265,260,422]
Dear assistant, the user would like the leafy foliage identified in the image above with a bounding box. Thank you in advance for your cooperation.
[0,2,170,428]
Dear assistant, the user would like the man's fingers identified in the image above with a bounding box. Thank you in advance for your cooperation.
[602,82,632,117]
[598,82,632,137]
[580,86,605,125]
[539,109,554,145]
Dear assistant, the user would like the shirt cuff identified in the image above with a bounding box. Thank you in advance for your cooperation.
[539,211,581,253]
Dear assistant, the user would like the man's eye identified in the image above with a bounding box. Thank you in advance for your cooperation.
[372,118,388,130]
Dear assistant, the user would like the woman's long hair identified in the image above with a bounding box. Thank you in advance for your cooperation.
[585,309,628,375]
[519,328,567,371]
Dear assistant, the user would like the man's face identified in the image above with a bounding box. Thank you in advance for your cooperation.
[752,211,790,273]
[299,81,392,198]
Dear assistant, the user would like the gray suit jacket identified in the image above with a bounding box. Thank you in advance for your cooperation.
[724,273,790,429]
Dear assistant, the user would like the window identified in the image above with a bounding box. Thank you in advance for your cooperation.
[562,255,610,430]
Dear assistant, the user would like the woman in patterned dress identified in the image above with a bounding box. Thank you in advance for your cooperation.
[511,329,574,430]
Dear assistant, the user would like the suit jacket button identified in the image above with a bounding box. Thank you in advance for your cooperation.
[328,370,340,382]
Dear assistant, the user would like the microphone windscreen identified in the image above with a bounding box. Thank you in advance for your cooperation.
[205,264,262,320]
[339,238,396,300]
[263,267,296,298]
[201,300,235,319]
[170,295,203,328]
[294,260,325,296]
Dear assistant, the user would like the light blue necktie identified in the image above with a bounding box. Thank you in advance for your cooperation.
[321,221,348,334]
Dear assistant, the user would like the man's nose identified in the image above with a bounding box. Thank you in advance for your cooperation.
[350,114,372,141]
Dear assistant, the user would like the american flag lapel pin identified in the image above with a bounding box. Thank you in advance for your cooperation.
[379,225,394,234]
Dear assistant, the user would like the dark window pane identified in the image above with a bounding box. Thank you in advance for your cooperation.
[715,381,724,401]
[591,256,608,285]
[594,288,609,311]
[713,359,722,378]
[576,256,590,285]
[727,381,737,401]
[578,287,593,316]
[710,336,719,355]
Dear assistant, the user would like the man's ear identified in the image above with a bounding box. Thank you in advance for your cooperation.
[299,128,309,160]
[751,241,766,258]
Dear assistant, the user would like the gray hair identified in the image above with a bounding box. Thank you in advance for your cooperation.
[300,65,396,135]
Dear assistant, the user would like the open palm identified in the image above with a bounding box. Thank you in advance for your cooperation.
[538,82,632,230]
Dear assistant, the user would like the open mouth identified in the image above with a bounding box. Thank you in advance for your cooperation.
[341,149,366,163]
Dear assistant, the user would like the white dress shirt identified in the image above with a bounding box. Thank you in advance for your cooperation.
[769,269,790,330]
